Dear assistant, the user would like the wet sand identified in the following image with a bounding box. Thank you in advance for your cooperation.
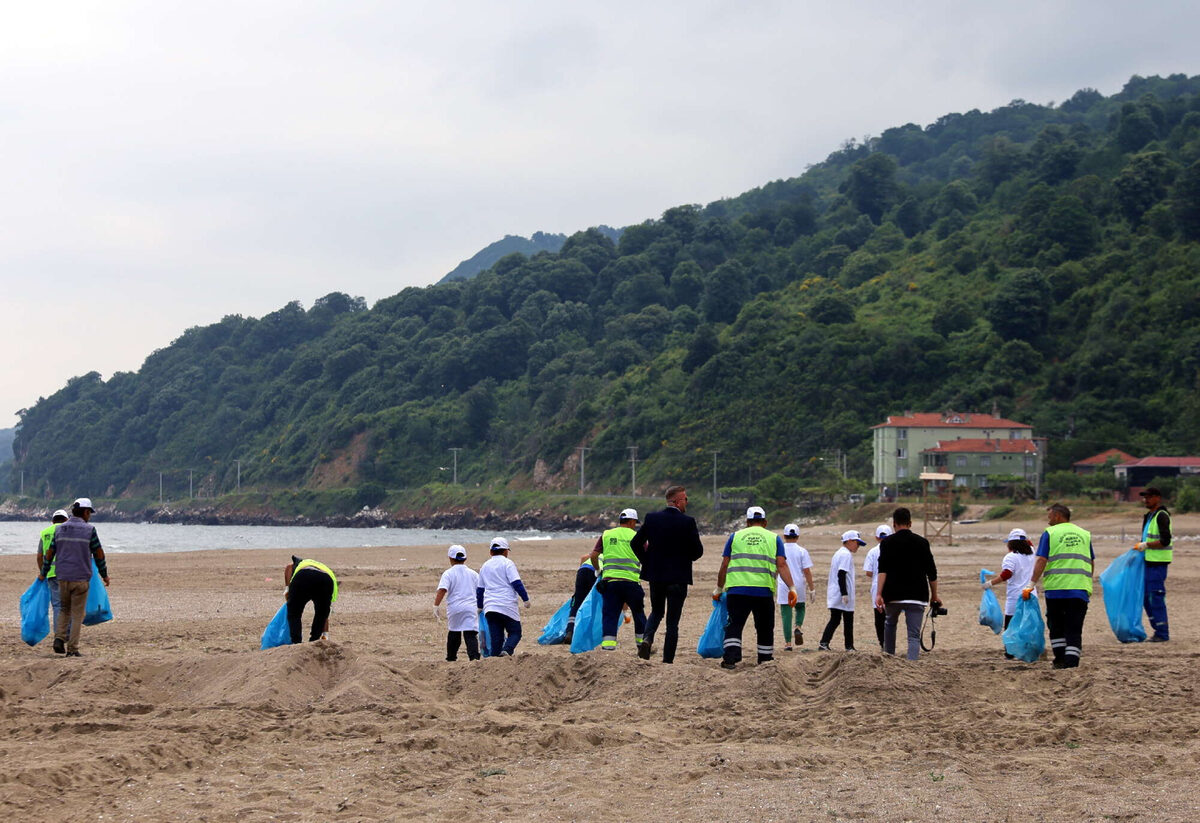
[2,512,1197,822]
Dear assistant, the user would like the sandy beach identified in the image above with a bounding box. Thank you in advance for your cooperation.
[2,512,1198,822]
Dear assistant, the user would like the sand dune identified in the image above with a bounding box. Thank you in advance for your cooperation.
[2,513,1197,821]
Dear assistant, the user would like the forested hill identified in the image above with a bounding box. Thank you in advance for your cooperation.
[439,231,568,283]
[13,74,1200,501]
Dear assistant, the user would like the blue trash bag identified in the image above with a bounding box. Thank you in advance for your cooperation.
[83,562,114,626]
[697,593,728,659]
[1099,549,1147,643]
[569,585,605,654]
[538,597,573,645]
[978,569,1004,635]
[478,611,492,658]
[1002,594,1046,663]
[260,604,292,649]
[20,578,51,646]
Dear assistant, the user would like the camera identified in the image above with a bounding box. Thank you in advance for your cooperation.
[929,601,948,617]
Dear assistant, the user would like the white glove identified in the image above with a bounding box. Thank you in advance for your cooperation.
[806,586,816,600]
[1133,542,1147,552]
[434,605,445,622]
[841,595,849,606]
[981,580,992,590]
[319,631,330,641]
[712,587,723,601]
[522,598,531,611]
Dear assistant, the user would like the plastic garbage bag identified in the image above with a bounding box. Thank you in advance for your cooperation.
[260,604,291,649]
[1002,594,1045,663]
[1099,549,1147,643]
[978,569,1004,635]
[697,593,728,659]
[20,578,51,646]
[83,562,114,626]
[478,611,492,658]
[569,585,604,654]
[537,597,573,645]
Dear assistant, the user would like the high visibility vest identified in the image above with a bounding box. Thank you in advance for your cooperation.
[1043,522,1093,596]
[599,527,640,582]
[724,526,778,595]
[1143,508,1173,563]
[40,523,58,579]
[293,559,339,602]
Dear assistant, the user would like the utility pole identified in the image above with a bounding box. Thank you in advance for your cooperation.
[159,472,163,505]
[577,446,590,495]
[711,451,719,508]
[448,448,462,485]
[627,446,638,496]
[235,459,242,493]
[19,469,24,496]
[189,469,193,499]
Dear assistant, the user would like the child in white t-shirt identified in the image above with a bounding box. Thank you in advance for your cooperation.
[777,523,816,649]
[863,523,893,648]
[476,537,530,657]
[434,545,482,661]
[984,528,1037,659]
[819,531,865,651]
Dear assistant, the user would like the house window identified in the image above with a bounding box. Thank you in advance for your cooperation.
[1025,455,1034,467]
[897,466,907,478]
[954,475,968,487]
[980,456,991,468]
[896,448,907,459]
[979,476,990,488]
[1009,430,1021,439]
[896,428,907,440]
[955,455,967,468]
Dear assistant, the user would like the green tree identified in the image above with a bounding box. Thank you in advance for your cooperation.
[843,153,900,222]
[1114,152,1177,224]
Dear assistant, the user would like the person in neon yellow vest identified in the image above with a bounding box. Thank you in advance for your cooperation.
[586,508,648,653]
[284,555,338,643]
[1024,503,1093,669]
[714,506,797,669]
[1133,487,1172,642]
[36,509,69,644]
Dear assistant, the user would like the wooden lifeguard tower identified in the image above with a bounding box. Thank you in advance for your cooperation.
[919,471,955,545]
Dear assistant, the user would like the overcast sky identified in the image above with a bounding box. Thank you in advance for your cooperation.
[2,2,1199,431]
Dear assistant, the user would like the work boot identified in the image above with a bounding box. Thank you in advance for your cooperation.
[636,640,652,660]
[720,660,737,670]
[53,637,65,655]
[794,627,803,646]
[65,650,82,657]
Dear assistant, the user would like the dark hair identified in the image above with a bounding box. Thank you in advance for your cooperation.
[1048,503,1071,521]
[1007,538,1032,555]
[892,507,912,526]
[665,485,686,501]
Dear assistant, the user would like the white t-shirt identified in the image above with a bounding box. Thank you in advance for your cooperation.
[438,564,481,631]
[826,547,856,611]
[863,545,881,604]
[479,555,523,621]
[776,543,814,604]
[1001,551,1037,617]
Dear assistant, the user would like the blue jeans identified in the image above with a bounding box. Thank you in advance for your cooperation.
[1144,563,1169,639]
[600,579,647,641]
[883,603,924,660]
[485,611,522,656]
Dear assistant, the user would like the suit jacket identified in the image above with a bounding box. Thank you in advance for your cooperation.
[631,506,704,585]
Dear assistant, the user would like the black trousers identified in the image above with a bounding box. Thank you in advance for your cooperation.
[1045,597,1088,667]
[723,593,776,665]
[287,568,334,643]
[643,582,688,663]
[820,608,855,649]
[568,566,597,624]
[873,608,886,646]
[447,630,480,661]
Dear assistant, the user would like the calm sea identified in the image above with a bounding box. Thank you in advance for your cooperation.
[0,521,582,556]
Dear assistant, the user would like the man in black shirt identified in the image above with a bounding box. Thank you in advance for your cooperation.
[874,507,940,661]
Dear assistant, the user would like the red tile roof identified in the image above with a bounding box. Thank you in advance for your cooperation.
[872,412,1032,430]
[1073,448,1138,467]
[922,438,1040,454]
[1115,456,1200,468]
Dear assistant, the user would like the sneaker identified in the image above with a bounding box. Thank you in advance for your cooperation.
[845,647,857,652]
[720,660,737,670]
[794,627,803,646]
[636,640,652,660]
[53,638,65,655]
[562,629,573,645]
[1051,658,1068,669]
[498,650,511,657]
[1149,635,1169,643]
[65,650,82,657]
[783,644,793,652]
[817,643,831,651]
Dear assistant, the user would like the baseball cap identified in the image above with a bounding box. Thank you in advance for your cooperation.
[489,536,510,551]
[51,509,69,521]
[448,544,467,560]
[1005,528,1029,543]
[72,497,94,511]
[746,506,766,520]
[782,523,800,537]
[1138,487,1163,497]
[875,523,894,540]
[841,530,867,545]
[619,508,639,521]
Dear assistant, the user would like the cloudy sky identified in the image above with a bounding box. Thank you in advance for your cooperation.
[2,1,1199,429]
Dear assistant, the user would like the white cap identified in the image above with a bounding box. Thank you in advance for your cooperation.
[1006,528,1029,543]
[875,523,894,540]
[51,509,69,520]
[448,544,467,560]
[841,530,867,545]
[490,536,510,551]
[746,506,766,520]
[72,497,94,511]
[782,523,800,537]
[619,508,639,521]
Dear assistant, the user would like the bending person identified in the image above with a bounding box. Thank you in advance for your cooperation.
[285,556,338,643]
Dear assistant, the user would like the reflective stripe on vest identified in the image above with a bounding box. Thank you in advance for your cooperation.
[40,524,58,579]
[1143,509,1173,563]
[1043,522,1093,595]
[724,526,778,595]
[599,527,640,582]
[293,559,339,602]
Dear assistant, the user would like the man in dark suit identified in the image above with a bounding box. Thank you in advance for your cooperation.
[630,485,704,663]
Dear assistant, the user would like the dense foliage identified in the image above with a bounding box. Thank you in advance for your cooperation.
[12,75,1200,500]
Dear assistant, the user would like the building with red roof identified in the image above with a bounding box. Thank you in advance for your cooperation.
[873,410,1036,491]
[920,438,1042,491]
[1072,448,1138,475]
[1115,456,1200,500]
